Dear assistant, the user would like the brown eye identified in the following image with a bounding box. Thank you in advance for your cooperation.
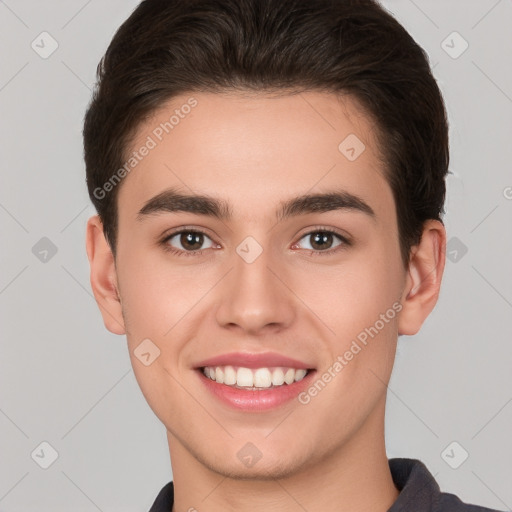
[180,232,204,250]
[166,230,214,252]
[295,230,348,253]
[309,232,335,250]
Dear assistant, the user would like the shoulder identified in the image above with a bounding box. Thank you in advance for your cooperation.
[388,458,504,512]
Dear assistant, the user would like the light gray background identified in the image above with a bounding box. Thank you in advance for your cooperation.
[0,0,511,511]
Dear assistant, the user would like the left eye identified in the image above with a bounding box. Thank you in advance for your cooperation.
[166,231,215,252]
[295,231,345,251]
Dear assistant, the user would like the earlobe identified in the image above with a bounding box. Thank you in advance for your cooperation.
[85,215,126,335]
[397,220,446,336]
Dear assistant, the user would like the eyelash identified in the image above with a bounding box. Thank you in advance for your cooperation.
[159,226,352,258]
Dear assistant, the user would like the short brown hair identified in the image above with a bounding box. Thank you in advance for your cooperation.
[83,0,449,267]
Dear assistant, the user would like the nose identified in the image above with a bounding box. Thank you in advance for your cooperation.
[214,243,296,335]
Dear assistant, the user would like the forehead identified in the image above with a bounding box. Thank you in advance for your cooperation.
[117,90,393,223]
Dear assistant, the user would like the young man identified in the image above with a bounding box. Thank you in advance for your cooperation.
[83,0,502,511]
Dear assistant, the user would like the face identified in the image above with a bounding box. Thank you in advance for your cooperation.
[89,90,432,480]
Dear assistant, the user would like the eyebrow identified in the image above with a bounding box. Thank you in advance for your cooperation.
[137,186,376,223]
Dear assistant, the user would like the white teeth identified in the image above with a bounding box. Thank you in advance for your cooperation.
[294,369,307,381]
[272,368,285,386]
[253,368,272,388]
[223,365,237,385]
[215,367,224,384]
[284,368,295,385]
[202,365,310,388]
[236,367,254,387]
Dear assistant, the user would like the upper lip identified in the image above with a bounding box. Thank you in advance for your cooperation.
[195,352,314,370]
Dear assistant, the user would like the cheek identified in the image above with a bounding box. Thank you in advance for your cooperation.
[299,249,402,418]
[116,253,200,423]
[116,248,207,337]
[292,242,403,340]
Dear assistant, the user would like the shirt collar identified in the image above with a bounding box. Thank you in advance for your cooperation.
[388,458,440,511]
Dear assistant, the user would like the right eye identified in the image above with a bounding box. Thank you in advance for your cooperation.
[162,230,216,255]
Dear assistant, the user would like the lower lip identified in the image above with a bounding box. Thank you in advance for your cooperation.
[197,369,316,411]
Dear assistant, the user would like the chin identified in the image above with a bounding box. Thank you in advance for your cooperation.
[195,443,314,481]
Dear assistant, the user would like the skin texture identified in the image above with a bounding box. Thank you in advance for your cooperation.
[86,91,446,512]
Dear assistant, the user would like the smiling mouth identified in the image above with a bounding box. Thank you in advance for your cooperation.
[200,365,313,390]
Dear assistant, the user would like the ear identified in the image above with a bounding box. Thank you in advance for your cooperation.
[85,215,126,335]
[398,219,446,336]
